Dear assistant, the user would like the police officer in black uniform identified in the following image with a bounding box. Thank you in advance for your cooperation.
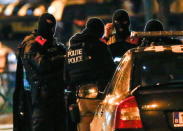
[13,13,66,131]
[103,9,140,59]
[65,17,115,131]
[141,19,182,46]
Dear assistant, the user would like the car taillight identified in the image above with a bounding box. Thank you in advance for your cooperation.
[115,96,143,129]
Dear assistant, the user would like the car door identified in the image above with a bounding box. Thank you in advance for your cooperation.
[90,51,133,131]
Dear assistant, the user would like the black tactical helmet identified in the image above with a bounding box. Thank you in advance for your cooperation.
[37,13,56,39]
[144,19,164,31]
[142,19,164,46]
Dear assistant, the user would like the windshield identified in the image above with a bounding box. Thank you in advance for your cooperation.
[136,52,183,87]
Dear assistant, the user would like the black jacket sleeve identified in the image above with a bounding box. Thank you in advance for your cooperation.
[89,40,116,87]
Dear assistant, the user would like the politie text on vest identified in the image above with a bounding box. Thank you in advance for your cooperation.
[67,48,83,64]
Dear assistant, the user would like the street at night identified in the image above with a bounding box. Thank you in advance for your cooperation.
[0,0,183,131]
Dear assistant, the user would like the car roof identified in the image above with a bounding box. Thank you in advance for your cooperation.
[129,45,183,55]
[121,44,183,67]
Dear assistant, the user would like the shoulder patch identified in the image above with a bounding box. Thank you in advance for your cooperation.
[35,36,47,46]
[100,38,107,43]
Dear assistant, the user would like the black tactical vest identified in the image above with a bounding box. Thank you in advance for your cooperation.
[20,34,65,88]
[65,42,97,86]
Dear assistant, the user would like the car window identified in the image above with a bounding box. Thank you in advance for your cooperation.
[106,52,132,96]
[137,53,183,87]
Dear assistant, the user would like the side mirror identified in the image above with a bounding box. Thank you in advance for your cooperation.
[77,84,99,99]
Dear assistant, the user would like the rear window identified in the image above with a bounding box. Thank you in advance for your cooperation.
[136,53,183,87]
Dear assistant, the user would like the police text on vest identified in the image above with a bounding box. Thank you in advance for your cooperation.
[67,49,83,64]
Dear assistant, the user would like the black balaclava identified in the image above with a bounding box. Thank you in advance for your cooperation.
[83,17,104,39]
[112,9,130,39]
[37,13,56,41]
[143,19,164,45]
[144,19,164,32]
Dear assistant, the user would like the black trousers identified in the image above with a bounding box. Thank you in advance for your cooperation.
[31,84,66,131]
